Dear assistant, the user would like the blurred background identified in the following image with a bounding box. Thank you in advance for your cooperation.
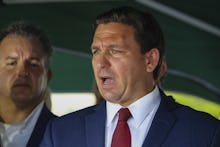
[1,0,220,118]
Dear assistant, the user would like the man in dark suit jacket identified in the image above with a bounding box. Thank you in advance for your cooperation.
[26,104,56,147]
[0,21,56,147]
[40,6,220,147]
[41,91,220,147]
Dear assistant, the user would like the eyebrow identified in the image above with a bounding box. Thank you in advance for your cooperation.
[90,42,99,49]
[91,43,123,50]
[6,56,17,60]
[107,44,120,49]
[29,57,41,61]
[5,56,41,61]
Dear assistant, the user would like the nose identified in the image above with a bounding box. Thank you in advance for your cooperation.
[18,62,29,77]
[95,53,111,69]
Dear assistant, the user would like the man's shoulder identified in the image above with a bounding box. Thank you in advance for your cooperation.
[160,92,220,126]
[64,105,98,119]
[51,103,105,125]
[40,104,57,118]
[175,102,220,125]
[164,95,220,129]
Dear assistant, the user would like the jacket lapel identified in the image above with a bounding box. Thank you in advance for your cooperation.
[26,104,56,147]
[142,91,177,147]
[85,102,106,147]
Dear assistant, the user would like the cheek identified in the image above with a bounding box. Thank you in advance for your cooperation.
[92,60,97,72]
[114,61,131,83]
[0,70,13,86]
[31,72,48,91]
[92,61,101,79]
[92,67,98,80]
[116,60,136,73]
[119,60,145,81]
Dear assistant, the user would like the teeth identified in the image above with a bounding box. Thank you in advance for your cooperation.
[103,78,113,84]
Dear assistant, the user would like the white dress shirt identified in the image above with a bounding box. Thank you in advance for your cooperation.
[0,102,44,147]
[105,86,161,147]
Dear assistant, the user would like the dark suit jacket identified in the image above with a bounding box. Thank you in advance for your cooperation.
[26,104,56,147]
[40,91,220,147]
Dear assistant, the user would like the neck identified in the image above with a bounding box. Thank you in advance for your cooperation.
[0,99,41,124]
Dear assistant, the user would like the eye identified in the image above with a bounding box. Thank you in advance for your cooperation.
[91,49,100,56]
[6,60,17,66]
[29,60,40,67]
[111,49,122,54]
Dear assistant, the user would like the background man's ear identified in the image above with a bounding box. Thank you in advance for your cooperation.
[47,69,52,81]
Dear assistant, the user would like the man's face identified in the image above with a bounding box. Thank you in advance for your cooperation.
[0,35,50,107]
[91,22,154,106]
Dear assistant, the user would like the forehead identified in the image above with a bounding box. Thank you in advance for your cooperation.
[92,23,136,45]
[0,35,44,57]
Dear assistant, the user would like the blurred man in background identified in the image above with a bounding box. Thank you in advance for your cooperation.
[0,21,56,147]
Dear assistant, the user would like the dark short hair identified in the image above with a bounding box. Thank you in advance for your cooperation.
[0,21,53,69]
[93,6,165,80]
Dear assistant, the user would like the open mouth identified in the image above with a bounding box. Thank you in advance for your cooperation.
[100,76,114,87]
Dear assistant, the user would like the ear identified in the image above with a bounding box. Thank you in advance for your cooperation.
[144,48,160,72]
[47,69,52,81]
[159,60,167,79]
